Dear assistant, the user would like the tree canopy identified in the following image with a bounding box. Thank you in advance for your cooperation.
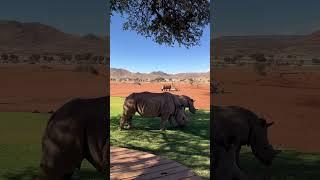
[111,0,210,48]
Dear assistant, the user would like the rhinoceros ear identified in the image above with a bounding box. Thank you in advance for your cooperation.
[259,118,267,126]
[266,122,274,128]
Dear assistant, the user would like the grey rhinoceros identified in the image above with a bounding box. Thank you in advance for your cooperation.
[38,96,109,180]
[120,92,196,130]
[212,105,280,169]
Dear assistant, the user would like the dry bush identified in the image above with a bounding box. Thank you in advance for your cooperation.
[73,64,99,75]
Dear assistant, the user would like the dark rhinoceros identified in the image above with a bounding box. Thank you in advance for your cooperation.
[120,91,194,130]
[38,96,109,180]
[161,84,172,91]
[212,105,280,169]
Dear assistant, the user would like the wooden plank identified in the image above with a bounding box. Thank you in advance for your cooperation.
[151,170,199,180]
[111,158,172,172]
[112,151,152,160]
[180,175,203,180]
[111,161,181,179]
[111,153,156,164]
[110,147,201,180]
[132,165,190,180]
[111,147,129,153]
[112,149,140,157]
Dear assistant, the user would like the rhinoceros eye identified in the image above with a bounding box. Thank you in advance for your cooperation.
[259,118,267,127]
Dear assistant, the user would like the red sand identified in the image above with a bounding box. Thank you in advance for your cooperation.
[111,82,210,110]
[212,67,320,153]
[0,64,108,112]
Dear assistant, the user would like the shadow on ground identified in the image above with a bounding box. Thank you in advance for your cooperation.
[1,167,105,180]
[238,149,320,179]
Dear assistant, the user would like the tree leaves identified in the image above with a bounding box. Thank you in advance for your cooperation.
[111,0,209,48]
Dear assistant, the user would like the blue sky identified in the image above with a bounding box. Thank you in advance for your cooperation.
[110,14,210,74]
[213,0,320,37]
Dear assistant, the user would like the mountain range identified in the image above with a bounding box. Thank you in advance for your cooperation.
[110,68,209,81]
[212,31,320,58]
[0,20,108,56]
[1,20,319,63]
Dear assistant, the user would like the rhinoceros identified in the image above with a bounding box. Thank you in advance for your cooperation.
[161,84,172,91]
[176,95,197,113]
[212,105,280,169]
[120,92,195,130]
[38,96,109,180]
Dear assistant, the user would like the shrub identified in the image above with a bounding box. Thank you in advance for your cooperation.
[73,64,99,75]
[254,63,268,76]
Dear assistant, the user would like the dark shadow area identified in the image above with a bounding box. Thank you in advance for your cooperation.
[239,150,320,179]
[1,167,105,180]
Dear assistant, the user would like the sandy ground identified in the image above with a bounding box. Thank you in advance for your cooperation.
[110,82,210,110]
[212,66,320,152]
[0,64,108,112]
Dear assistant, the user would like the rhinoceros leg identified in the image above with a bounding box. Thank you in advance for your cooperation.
[168,115,176,127]
[127,117,133,129]
[235,145,241,168]
[160,114,170,131]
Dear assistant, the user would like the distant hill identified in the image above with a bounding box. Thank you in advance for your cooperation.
[212,31,320,59]
[110,68,209,83]
[0,20,107,56]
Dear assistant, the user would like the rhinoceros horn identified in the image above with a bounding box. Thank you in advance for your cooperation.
[266,122,274,127]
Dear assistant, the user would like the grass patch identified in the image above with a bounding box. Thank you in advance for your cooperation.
[238,147,320,179]
[0,112,104,179]
[110,96,210,179]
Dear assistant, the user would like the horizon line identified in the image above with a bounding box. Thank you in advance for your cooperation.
[110,67,209,74]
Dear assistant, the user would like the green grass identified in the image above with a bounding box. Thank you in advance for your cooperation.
[0,112,104,180]
[110,96,211,179]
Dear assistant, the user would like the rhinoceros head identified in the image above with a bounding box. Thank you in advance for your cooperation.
[177,108,190,127]
[180,95,197,114]
[250,118,280,166]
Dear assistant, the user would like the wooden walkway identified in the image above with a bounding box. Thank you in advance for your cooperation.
[111,147,202,180]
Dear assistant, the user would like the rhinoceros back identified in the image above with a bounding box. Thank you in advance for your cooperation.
[125,92,175,118]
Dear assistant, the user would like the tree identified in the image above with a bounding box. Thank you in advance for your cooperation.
[312,58,320,64]
[111,0,209,48]
[154,77,166,82]
[1,53,8,60]
[29,54,41,63]
[250,53,267,63]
